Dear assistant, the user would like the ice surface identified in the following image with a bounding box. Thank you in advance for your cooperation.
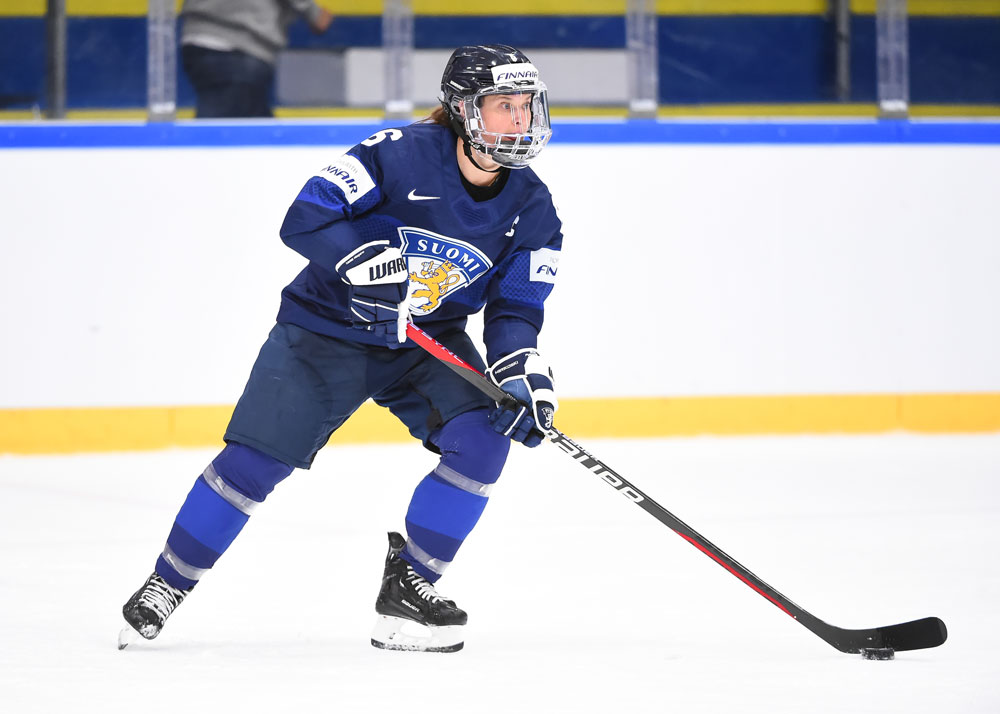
[1,433,998,713]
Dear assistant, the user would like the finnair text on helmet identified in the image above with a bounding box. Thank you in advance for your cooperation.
[491,63,539,84]
[494,70,538,82]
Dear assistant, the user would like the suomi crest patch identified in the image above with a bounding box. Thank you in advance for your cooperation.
[398,227,493,314]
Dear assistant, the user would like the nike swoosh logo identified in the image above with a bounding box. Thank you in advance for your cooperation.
[408,189,440,201]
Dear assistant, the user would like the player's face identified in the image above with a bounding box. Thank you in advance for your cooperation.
[478,93,533,140]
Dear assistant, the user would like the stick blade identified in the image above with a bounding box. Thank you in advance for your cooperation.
[877,616,948,652]
[829,616,947,654]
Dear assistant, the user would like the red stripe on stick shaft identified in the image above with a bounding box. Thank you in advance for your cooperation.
[677,533,795,619]
[406,323,481,373]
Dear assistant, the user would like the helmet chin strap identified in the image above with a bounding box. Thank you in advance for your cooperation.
[462,138,503,174]
[444,103,504,174]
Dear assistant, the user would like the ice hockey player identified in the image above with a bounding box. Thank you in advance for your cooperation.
[120,44,562,653]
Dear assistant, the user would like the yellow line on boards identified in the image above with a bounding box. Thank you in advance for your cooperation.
[2,394,998,455]
[658,0,826,13]
[413,0,625,14]
[0,403,408,455]
[851,0,1000,16]
[2,0,998,17]
[2,0,179,16]
[556,394,1000,437]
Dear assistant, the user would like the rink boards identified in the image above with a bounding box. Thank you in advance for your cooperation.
[1,120,999,453]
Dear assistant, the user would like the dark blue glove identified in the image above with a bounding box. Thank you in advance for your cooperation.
[486,348,557,448]
[335,241,410,347]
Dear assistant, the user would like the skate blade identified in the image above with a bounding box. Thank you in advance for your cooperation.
[370,615,464,653]
[117,626,140,650]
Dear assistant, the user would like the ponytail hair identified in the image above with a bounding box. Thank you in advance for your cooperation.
[422,105,451,127]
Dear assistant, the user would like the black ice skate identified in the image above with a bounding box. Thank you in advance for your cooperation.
[118,572,192,650]
[371,532,467,653]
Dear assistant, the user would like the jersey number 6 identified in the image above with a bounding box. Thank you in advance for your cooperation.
[362,129,403,147]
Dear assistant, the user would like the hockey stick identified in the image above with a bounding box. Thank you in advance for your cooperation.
[406,322,948,655]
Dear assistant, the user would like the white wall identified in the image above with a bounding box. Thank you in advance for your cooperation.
[2,142,998,408]
[342,49,628,106]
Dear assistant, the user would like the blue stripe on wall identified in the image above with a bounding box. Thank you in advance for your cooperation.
[3,121,1000,149]
[412,15,625,49]
[850,16,1000,103]
[658,16,836,103]
[0,18,46,107]
[69,18,149,107]
[287,15,626,49]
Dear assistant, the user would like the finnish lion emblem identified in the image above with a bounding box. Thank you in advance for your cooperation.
[410,260,461,312]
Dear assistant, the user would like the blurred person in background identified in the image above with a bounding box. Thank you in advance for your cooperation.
[181,0,333,118]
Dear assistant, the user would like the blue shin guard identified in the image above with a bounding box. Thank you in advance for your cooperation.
[155,443,293,589]
[403,410,510,582]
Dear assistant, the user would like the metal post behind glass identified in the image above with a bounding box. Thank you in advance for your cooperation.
[626,0,658,118]
[834,0,851,102]
[384,0,414,120]
[148,0,177,122]
[876,0,909,118]
[45,0,67,119]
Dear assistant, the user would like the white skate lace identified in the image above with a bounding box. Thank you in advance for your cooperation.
[405,567,446,603]
[138,576,186,620]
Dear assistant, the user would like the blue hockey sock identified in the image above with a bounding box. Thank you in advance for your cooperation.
[403,410,509,582]
[155,443,293,590]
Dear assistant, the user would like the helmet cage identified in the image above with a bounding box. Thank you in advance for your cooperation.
[454,85,551,168]
[441,54,553,169]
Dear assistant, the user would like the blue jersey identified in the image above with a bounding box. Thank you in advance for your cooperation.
[276,123,562,363]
